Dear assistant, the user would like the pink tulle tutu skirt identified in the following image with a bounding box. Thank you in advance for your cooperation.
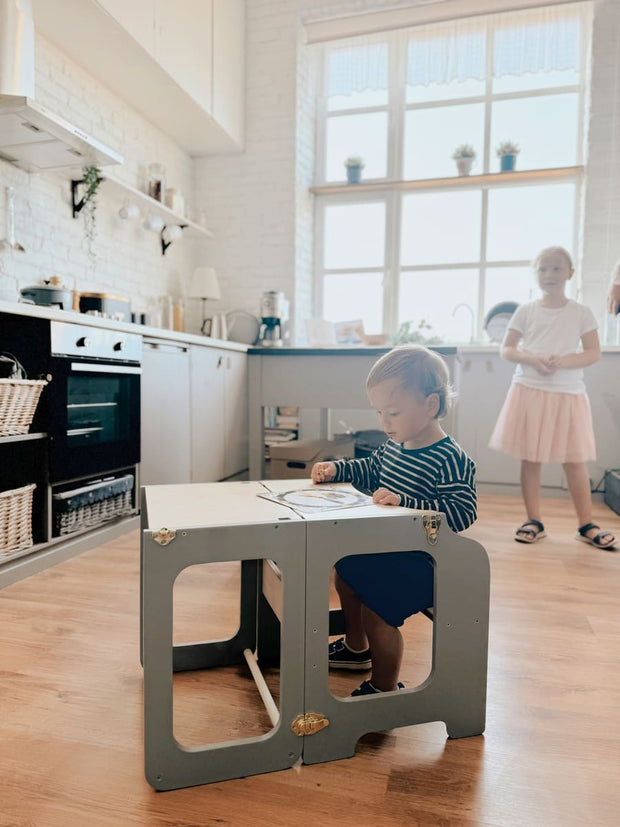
[489,382,596,463]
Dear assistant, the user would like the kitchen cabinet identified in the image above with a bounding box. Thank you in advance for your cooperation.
[583,352,620,489]
[32,0,245,154]
[97,0,156,53]
[212,0,245,146]
[141,339,191,485]
[190,345,248,482]
[154,0,213,115]
[247,348,457,480]
[455,351,563,487]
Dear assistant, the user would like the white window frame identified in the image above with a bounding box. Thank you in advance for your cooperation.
[312,9,589,340]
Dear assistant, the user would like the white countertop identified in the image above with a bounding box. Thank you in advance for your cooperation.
[0,299,247,352]
[3,300,618,354]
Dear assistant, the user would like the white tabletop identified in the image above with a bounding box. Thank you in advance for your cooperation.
[142,479,415,531]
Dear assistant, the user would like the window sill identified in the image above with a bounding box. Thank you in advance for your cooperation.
[310,165,583,195]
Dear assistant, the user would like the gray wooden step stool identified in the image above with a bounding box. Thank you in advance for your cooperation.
[141,481,489,790]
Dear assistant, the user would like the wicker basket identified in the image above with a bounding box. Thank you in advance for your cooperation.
[0,379,48,436]
[53,474,135,536]
[0,483,36,555]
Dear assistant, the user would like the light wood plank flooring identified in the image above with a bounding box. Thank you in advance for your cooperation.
[1,494,619,827]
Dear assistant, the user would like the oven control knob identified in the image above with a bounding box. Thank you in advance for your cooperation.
[113,341,125,352]
[76,337,91,348]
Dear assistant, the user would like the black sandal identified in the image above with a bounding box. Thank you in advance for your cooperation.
[576,523,616,550]
[514,519,546,544]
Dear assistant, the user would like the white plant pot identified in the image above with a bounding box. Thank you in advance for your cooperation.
[455,157,474,176]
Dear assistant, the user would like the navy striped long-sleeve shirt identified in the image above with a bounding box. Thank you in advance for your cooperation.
[332,436,477,533]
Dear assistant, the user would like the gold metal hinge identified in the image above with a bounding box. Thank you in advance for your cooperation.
[153,527,177,546]
[290,712,330,736]
[422,513,441,545]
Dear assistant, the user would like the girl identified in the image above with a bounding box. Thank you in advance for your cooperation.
[489,246,615,549]
[311,345,477,695]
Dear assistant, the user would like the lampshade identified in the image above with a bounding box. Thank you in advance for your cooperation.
[189,267,221,300]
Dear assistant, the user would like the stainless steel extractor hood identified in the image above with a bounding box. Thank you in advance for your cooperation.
[0,0,122,171]
[0,95,123,170]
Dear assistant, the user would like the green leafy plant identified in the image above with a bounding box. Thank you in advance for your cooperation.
[392,319,443,345]
[452,144,476,160]
[345,155,365,168]
[81,165,102,256]
[496,140,520,156]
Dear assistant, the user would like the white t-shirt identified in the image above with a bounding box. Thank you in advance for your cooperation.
[508,299,597,394]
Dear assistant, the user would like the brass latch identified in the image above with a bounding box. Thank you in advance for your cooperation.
[153,527,177,546]
[290,712,330,736]
[422,513,441,545]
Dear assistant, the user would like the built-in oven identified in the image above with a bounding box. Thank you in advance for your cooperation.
[48,321,141,483]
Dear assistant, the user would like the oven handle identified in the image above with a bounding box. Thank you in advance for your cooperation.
[69,362,142,375]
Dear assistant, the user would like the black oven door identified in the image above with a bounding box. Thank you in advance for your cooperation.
[48,357,141,483]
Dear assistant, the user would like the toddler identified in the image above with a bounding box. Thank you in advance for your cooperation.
[311,345,477,695]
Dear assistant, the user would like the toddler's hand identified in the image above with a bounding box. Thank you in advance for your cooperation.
[372,487,401,506]
[311,461,336,484]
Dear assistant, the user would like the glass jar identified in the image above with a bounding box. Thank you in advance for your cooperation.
[172,299,185,332]
[148,163,166,202]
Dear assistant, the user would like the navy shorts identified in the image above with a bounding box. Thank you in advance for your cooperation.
[334,551,434,628]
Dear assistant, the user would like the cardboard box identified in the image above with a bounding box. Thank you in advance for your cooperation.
[269,437,355,479]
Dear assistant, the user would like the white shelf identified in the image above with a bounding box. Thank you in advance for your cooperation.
[0,432,47,444]
[100,174,214,239]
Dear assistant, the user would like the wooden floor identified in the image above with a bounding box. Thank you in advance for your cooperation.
[1,494,620,827]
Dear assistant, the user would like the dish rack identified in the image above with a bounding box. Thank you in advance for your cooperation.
[0,378,48,436]
[53,474,135,536]
[0,483,36,555]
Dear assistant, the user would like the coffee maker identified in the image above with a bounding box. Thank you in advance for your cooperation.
[259,290,288,347]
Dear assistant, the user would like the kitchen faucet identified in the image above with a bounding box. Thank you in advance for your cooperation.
[452,303,476,343]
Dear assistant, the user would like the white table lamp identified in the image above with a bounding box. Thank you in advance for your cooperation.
[189,267,221,335]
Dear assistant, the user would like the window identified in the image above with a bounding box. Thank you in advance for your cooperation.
[313,3,590,341]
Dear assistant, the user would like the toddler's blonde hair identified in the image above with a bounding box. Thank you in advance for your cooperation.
[366,345,453,419]
[533,246,574,272]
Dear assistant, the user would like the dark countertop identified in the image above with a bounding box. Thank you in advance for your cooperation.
[248,346,458,355]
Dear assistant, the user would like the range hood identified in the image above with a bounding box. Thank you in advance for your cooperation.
[0,95,123,171]
[0,0,122,171]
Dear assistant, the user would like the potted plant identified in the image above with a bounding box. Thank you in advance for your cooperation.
[496,140,520,172]
[344,155,365,184]
[81,164,102,256]
[392,319,443,345]
[452,144,476,176]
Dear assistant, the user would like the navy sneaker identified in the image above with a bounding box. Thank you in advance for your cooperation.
[350,680,405,696]
[328,637,371,670]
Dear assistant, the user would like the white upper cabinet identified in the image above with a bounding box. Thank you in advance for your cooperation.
[212,0,244,148]
[32,0,244,155]
[154,0,213,115]
[97,0,156,54]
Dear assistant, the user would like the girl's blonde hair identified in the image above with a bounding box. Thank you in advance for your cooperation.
[366,345,453,419]
[533,246,574,272]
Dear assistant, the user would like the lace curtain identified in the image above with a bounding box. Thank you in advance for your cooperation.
[325,2,591,97]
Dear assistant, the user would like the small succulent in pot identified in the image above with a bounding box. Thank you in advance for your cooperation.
[452,144,476,160]
[496,140,520,171]
[344,155,365,184]
[452,144,476,176]
[496,140,520,157]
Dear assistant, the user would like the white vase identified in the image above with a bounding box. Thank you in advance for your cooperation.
[456,157,474,176]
